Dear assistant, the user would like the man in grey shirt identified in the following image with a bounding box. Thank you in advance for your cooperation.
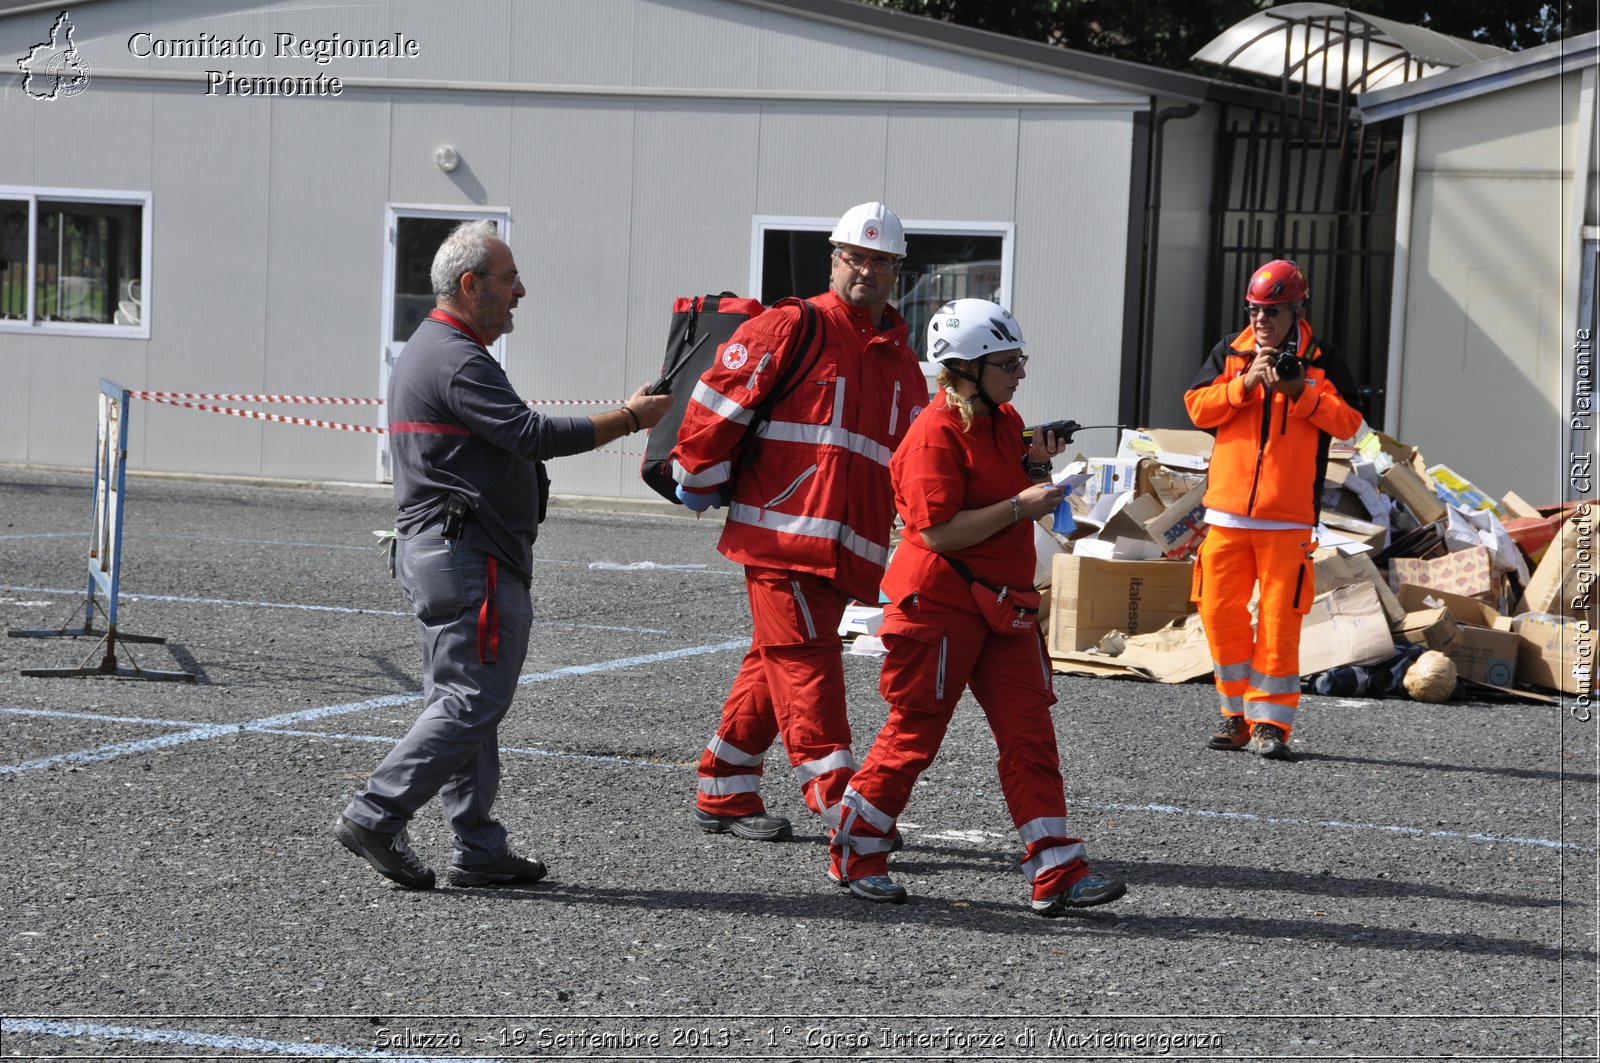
[336,220,669,889]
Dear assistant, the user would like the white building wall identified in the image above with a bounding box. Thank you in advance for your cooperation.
[1,0,1152,495]
[1398,74,1582,500]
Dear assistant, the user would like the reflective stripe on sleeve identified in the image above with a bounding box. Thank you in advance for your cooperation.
[690,381,754,425]
[673,458,733,489]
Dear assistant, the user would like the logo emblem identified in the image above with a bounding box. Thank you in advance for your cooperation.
[721,343,749,371]
[909,404,924,422]
[19,11,91,101]
[864,225,878,240]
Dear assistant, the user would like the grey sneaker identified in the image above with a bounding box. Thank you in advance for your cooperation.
[1207,714,1249,751]
[693,806,793,842]
[1246,722,1294,761]
[847,874,907,904]
[1032,872,1127,916]
[448,852,548,888]
[334,815,435,890]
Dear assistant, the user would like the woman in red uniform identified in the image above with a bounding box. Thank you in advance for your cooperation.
[829,298,1127,915]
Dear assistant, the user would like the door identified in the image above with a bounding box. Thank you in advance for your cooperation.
[378,206,511,481]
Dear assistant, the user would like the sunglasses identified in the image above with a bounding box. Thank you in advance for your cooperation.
[984,353,1028,374]
[1244,304,1294,319]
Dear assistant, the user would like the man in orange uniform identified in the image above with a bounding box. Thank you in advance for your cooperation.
[1185,259,1364,760]
[671,203,929,840]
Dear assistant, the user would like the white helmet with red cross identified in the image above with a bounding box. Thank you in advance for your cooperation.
[829,202,906,257]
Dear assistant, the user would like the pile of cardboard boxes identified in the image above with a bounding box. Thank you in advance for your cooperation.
[1037,428,1595,700]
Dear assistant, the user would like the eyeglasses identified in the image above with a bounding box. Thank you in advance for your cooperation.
[835,248,900,273]
[985,353,1028,374]
[477,269,521,285]
[1244,304,1293,319]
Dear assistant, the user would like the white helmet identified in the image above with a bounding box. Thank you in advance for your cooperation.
[925,298,1025,365]
[830,201,906,257]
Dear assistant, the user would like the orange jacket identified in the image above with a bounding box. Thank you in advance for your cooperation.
[1185,320,1364,525]
[671,290,928,602]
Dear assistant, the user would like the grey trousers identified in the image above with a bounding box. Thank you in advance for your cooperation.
[343,532,532,865]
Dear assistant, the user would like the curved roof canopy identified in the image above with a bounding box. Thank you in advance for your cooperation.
[1193,2,1506,93]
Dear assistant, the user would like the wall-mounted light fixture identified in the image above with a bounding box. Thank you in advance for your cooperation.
[434,145,460,173]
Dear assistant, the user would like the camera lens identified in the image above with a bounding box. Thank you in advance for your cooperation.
[1273,351,1303,380]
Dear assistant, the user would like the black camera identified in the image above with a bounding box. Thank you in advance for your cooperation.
[1272,349,1304,381]
[1270,333,1303,381]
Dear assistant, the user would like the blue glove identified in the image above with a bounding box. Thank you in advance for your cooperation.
[675,484,724,512]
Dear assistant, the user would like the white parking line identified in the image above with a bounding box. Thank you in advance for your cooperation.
[0,639,746,775]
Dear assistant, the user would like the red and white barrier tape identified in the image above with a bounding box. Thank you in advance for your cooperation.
[129,390,647,442]
[130,390,382,406]
[130,390,617,407]
[135,394,386,434]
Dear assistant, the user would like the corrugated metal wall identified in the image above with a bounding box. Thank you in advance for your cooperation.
[1,0,1148,496]
[1400,74,1579,499]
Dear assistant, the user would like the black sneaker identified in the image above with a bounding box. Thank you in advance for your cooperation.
[1032,872,1127,916]
[847,874,907,904]
[1246,722,1294,761]
[693,807,793,842]
[1207,714,1249,751]
[334,815,435,890]
[448,852,548,888]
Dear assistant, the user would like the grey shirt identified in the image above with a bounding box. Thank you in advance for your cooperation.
[388,316,594,582]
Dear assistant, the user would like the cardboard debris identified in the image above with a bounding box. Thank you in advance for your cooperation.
[1388,545,1503,607]
[1297,582,1399,675]
[1427,464,1500,514]
[1517,507,1597,623]
[1050,613,1213,684]
[1116,428,1214,472]
[1047,553,1194,655]
[1514,615,1596,695]
[1380,463,1448,526]
[1315,550,1406,627]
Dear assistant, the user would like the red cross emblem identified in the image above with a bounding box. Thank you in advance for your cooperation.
[864,225,878,239]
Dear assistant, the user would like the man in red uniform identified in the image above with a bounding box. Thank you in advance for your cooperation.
[1185,259,1365,761]
[671,202,928,841]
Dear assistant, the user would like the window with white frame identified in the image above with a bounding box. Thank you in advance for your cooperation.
[0,188,150,336]
[754,217,1012,362]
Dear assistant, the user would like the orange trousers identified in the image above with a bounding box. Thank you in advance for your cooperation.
[1193,525,1316,736]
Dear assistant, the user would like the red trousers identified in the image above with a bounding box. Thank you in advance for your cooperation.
[831,601,1088,901]
[695,567,855,823]
[1194,525,1317,736]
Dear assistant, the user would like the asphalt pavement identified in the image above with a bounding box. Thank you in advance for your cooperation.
[0,465,1594,1061]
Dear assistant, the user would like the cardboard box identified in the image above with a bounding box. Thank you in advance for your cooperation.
[1316,551,1406,627]
[1514,615,1596,695]
[1320,510,1388,551]
[1395,583,1502,628]
[1452,626,1520,688]
[1079,457,1139,506]
[1380,463,1448,526]
[1050,613,1214,684]
[1398,608,1463,654]
[1297,582,1399,676]
[1048,553,1195,654]
[1426,464,1500,514]
[1117,428,1214,471]
[1516,506,1598,623]
[1144,478,1208,559]
[1389,546,1501,605]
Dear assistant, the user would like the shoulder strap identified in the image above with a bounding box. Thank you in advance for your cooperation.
[739,298,826,462]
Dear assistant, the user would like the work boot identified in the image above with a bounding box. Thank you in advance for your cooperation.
[448,851,548,888]
[847,874,907,904]
[1032,872,1127,916]
[693,806,793,842]
[1246,722,1295,761]
[334,815,435,890]
[1206,714,1249,751]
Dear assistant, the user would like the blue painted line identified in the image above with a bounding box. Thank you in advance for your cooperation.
[1084,800,1590,852]
[0,1017,500,1062]
[0,584,670,633]
[0,639,747,775]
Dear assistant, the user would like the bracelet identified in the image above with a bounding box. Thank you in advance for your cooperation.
[1009,496,1022,524]
[619,405,641,433]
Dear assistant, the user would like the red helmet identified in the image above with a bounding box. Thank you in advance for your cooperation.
[1246,259,1308,305]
